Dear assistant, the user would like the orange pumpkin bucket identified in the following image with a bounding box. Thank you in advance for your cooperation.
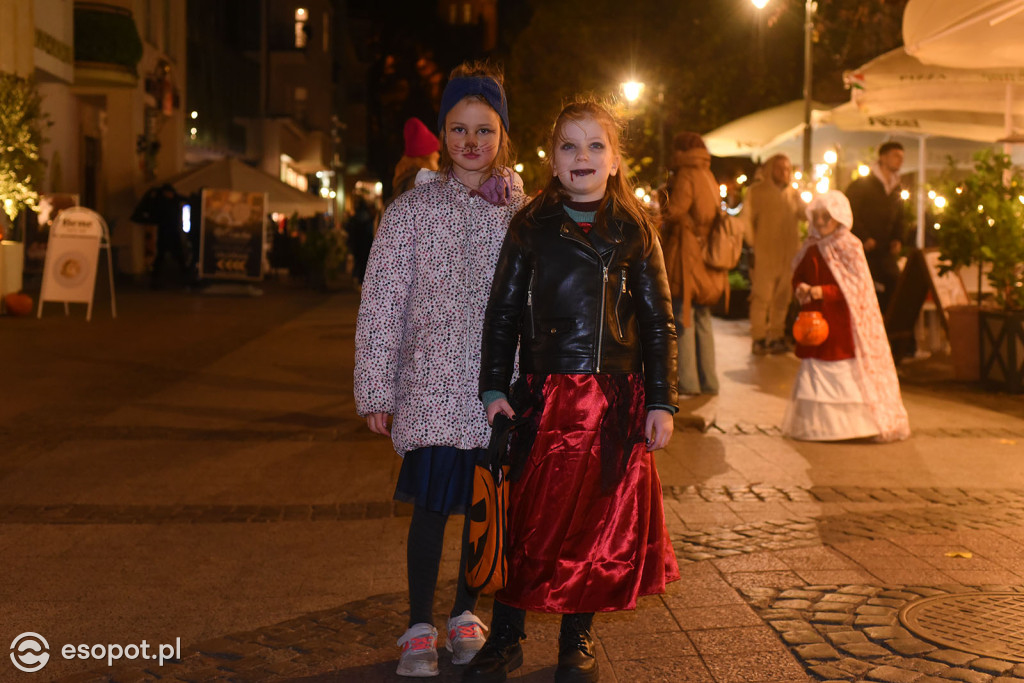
[793,310,829,346]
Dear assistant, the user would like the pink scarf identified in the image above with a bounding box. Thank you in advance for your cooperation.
[793,191,910,442]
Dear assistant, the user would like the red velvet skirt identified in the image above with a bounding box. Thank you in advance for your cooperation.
[497,374,679,614]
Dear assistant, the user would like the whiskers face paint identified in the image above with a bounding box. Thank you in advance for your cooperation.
[443,99,503,187]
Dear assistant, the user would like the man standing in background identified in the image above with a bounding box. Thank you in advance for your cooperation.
[845,141,906,314]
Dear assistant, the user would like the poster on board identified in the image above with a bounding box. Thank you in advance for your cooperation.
[40,207,102,303]
[198,189,266,281]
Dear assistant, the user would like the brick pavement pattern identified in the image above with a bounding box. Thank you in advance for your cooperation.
[4,287,1024,682]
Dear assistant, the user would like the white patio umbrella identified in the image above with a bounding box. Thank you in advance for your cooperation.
[702,100,832,160]
[903,0,1024,69]
[842,46,1024,245]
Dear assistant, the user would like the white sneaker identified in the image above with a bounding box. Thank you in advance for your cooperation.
[396,623,439,677]
[445,611,488,665]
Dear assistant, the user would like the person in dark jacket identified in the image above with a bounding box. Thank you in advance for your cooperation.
[468,99,679,683]
[845,141,906,313]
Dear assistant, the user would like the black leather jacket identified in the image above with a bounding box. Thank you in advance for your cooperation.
[480,199,678,409]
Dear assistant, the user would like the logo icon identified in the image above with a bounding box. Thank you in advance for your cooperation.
[10,633,49,673]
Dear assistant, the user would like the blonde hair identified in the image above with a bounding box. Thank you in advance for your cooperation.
[525,97,651,237]
[438,61,516,179]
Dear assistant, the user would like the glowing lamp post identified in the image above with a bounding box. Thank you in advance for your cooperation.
[753,0,816,179]
[621,80,645,104]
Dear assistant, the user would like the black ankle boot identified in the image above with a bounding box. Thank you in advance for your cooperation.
[555,613,598,683]
[461,621,525,682]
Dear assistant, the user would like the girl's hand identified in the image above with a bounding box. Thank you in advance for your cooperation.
[366,412,392,436]
[795,282,812,305]
[645,410,674,451]
[810,285,823,300]
[486,398,515,425]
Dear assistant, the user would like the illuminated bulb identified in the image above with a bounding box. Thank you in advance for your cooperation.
[988,217,996,226]
[800,190,813,203]
[635,187,646,198]
[752,0,769,8]
[329,190,336,198]
[933,223,941,230]
[794,171,803,180]
[719,184,727,198]
[737,174,748,184]
[928,190,936,199]
[190,127,197,135]
[643,194,651,203]
[857,164,870,177]
[900,189,910,200]
[978,204,985,213]
[514,163,524,173]
[190,110,198,120]
[374,181,383,195]
[320,187,329,198]
[621,81,645,102]
[934,196,946,209]
[537,148,546,159]
[823,150,838,165]
[816,177,830,194]
[792,182,799,190]
[956,186,963,194]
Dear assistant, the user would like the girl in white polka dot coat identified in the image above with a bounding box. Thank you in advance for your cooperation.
[353,62,528,678]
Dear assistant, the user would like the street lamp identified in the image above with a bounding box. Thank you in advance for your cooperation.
[753,0,816,179]
[621,81,645,104]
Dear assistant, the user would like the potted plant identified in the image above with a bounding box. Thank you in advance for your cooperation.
[0,73,49,303]
[934,149,1024,392]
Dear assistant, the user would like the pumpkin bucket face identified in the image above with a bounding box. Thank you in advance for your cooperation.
[793,310,829,346]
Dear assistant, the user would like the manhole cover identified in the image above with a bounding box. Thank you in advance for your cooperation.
[899,592,1024,662]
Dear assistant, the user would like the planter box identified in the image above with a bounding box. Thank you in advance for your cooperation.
[0,240,24,296]
[946,305,980,382]
[980,309,1024,393]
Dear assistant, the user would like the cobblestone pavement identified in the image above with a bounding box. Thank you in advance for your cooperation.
[47,481,1024,682]
[8,290,1024,683]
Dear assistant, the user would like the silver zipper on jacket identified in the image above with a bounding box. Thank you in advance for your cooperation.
[526,268,536,339]
[597,265,608,372]
[560,226,610,374]
[614,268,627,340]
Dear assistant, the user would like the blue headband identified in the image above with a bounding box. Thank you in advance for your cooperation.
[437,76,509,133]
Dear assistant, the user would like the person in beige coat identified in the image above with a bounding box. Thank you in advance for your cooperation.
[659,132,727,395]
[742,154,805,355]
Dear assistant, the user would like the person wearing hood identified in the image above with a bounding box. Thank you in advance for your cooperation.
[782,191,910,443]
[390,117,441,201]
[844,141,906,314]
[659,132,727,396]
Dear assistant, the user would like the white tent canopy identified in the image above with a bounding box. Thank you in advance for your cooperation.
[703,100,833,159]
[903,0,1024,69]
[843,47,1024,141]
[158,157,329,217]
[702,100,996,171]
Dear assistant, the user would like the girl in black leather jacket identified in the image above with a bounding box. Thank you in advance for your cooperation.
[465,99,679,683]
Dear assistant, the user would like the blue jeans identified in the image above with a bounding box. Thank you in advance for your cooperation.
[674,301,719,395]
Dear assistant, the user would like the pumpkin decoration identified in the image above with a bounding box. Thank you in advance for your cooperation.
[793,310,829,347]
[4,292,34,317]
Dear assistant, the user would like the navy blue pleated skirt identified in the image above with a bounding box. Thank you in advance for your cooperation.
[394,445,482,516]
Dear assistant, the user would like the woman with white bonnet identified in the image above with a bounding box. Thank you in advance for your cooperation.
[783,190,910,442]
